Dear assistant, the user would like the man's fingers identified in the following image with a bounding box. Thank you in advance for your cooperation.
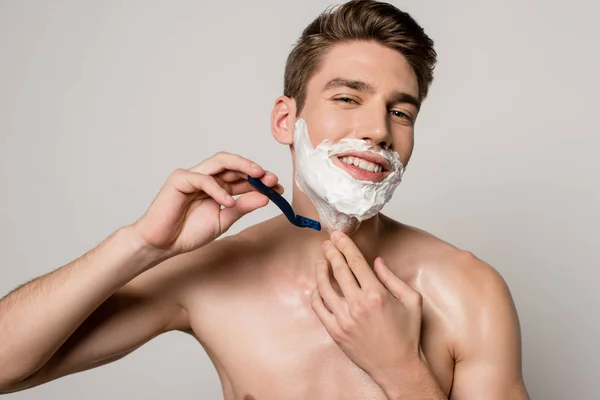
[315,260,345,315]
[186,152,284,200]
[311,288,338,333]
[217,170,280,187]
[330,230,380,290]
[374,257,421,306]
[219,191,270,232]
[170,169,235,207]
[228,180,284,197]
[215,170,283,197]
[322,241,361,298]
[189,151,267,179]
[185,168,283,201]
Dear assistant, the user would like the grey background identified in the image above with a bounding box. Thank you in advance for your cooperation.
[1,0,598,399]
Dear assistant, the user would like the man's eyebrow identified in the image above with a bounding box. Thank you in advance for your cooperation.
[322,78,376,93]
[323,77,421,110]
[388,91,421,111]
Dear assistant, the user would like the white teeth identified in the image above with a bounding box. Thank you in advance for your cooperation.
[340,156,383,173]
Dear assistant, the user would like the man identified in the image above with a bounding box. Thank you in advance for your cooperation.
[0,1,529,399]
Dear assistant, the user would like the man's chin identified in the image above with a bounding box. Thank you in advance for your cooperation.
[320,213,361,235]
[340,220,361,235]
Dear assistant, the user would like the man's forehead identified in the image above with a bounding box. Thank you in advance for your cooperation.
[312,42,419,97]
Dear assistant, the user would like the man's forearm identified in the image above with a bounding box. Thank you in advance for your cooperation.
[378,358,447,400]
[0,225,164,386]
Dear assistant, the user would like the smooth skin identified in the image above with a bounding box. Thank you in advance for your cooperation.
[0,40,529,399]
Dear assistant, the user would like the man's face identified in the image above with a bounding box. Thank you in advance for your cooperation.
[296,40,420,178]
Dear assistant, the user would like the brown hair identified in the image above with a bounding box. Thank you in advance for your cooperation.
[284,0,437,114]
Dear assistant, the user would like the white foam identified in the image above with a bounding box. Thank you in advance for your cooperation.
[293,118,404,233]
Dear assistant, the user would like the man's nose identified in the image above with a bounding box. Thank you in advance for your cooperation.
[358,112,392,149]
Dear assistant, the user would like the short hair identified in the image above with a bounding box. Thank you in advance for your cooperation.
[284,0,437,114]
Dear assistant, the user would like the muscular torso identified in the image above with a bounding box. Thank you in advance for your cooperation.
[178,217,462,399]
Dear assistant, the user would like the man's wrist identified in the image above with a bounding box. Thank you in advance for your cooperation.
[376,355,445,400]
[118,225,170,273]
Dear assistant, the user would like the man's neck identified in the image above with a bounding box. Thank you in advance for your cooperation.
[268,185,387,278]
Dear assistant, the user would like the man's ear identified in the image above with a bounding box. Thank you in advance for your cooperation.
[271,96,297,145]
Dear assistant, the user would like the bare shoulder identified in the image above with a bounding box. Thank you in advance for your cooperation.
[121,220,272,336]
[381,215,519,355]
[382,214,511,295]
[156,220,274,301]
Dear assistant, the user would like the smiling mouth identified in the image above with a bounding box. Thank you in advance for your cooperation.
[332,155,390,182]
[339,156,384,173]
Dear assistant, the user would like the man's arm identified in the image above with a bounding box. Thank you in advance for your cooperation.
[0,226,186,393]
[378,254,529,400]
[446,256,529,400]
[381,254,530,399]
[376,354,447,400]
[0,153,281,394]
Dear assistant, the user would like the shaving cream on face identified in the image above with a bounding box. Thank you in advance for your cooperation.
[293,118,404,233]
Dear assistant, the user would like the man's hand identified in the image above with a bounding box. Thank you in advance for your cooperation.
[132,152,282,258]
[310,230,434,392]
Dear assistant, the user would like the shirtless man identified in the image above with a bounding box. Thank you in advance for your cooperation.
[0,1,529,399]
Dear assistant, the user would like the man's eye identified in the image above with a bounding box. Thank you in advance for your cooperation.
[390,110,412,121]
[335,97,357,104]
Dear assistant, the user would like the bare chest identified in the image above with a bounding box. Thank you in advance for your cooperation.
[186,278,454,400]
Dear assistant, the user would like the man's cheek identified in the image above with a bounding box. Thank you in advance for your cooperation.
[318,112,354,142]
[395,136,415,166]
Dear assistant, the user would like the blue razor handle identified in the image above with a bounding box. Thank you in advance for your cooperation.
[247,176,321,231]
